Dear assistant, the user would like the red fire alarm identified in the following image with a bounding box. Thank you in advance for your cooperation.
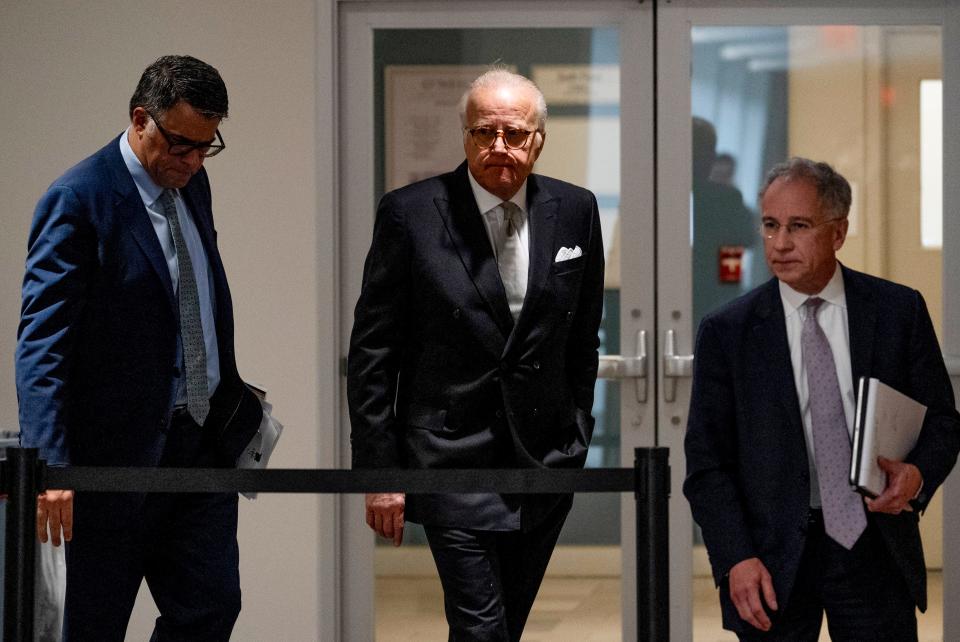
[719,245,744,283]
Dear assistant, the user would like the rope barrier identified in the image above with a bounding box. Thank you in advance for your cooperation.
[2,448,670,641]
[45,466,636,494]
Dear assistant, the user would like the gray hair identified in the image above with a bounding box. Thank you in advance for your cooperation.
[759,157,852,220]
[458,68,547,131]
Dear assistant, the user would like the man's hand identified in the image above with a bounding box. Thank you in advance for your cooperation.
[865,457,922,514]
[37,489,74,546]
[728,557,778,632]
[365,493,405,546]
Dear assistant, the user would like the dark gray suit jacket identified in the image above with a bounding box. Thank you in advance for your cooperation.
[683,265,960,632]
[348,162,604,531]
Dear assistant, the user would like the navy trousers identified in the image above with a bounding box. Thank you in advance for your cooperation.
[63,411,241,642]
[737,510,917,641]
[423,496,572,642]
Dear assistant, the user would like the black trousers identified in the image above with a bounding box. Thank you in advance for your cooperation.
[423,496,572,642]
[738,510,917,641]
[63,410,241,642]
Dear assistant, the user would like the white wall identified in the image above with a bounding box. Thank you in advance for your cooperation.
[0,2,337,639]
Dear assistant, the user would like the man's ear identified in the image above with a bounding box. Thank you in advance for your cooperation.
[131,107,150,135]
[531,130,546,162]
[833,217,849,251]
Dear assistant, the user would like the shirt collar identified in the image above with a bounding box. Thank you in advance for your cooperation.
[778,262,846,317]
[119,127,167,207]
[467,169,527,217]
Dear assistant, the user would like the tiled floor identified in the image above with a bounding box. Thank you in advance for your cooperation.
[377,571,944,641]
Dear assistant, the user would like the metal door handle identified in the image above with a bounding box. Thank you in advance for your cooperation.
[597,330,649,402]
[663,329,694,403]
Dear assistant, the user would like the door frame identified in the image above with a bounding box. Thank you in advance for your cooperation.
[336,2,655,640]
[657,1,960,639]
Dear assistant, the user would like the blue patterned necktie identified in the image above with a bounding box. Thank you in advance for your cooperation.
[802,297,866,549]
[159,190,210,425]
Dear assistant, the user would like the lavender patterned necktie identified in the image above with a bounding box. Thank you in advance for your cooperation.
[802,297,866,549]
[159,190,210,425]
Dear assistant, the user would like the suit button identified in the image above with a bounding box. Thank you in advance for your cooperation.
[532,407,539,417]
[495,409,503,419]
[500,361,509,372]
[532,360,541,370]
[452,307,461,319]
[566,311,573,321]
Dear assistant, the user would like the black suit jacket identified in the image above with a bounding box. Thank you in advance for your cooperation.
[16,135,260,472]
[348,162,604,531]
[683,265,960,633]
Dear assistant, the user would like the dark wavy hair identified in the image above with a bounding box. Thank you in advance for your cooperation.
[129,55,228,120]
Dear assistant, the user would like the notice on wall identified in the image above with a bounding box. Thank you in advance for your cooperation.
[385,65,510,191]
[531,64,619,106]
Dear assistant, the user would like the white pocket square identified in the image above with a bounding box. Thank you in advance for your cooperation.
[554,246,583,262]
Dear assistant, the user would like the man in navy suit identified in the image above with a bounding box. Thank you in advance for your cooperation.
[684,158,960,640]
[16,55,261,641]
[348,69,604,641]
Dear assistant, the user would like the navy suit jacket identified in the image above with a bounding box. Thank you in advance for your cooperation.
[683,265,960,632]
[347,162,604,531]
[16,135,258,471]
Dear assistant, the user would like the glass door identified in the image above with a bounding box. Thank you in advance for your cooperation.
[658,2,957,639]
[339,2,654,640]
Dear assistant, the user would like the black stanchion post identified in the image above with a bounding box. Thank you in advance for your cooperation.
[4,448,39,642]
[635,447,669,642]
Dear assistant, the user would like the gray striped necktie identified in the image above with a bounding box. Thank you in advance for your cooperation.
[802,297,866,549]
[159,190,210,425]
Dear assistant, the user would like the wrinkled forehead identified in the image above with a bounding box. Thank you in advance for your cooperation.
[466,85,538,126]
[761,176,823,219]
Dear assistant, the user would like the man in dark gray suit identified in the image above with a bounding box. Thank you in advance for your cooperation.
[684,158,960,640]
[348,69,604,641]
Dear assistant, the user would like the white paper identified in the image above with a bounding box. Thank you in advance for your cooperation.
[850,377,926,497]
[237,398,284,500]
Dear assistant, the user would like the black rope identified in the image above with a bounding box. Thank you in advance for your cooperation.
[46,466,636,495]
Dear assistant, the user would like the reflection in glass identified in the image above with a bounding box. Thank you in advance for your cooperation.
[691,23,943,639]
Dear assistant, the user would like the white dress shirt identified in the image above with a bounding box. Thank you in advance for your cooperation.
[119,129,221,403]
[467,171,530,315]
[779,264,855,507]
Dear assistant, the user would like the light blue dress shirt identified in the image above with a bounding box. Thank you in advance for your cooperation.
[119,129,221,404]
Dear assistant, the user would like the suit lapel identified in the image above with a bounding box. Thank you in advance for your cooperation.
[435,164,514,338]
[842,265,875,382]
[751,279,805,436]
[105,141,177,310]
[512,174,557,335]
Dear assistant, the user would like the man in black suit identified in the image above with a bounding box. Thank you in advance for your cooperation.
[348,69,604,641]
[16,56,261,640]
[684,157,960,640]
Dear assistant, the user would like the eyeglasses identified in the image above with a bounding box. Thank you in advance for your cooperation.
[146,110,225,158]
[760,217,839,239]
[465,127,536,150]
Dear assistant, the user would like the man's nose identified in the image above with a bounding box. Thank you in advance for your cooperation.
[182,148,205,171]
[491,132,509,152]
[771,226,794,249]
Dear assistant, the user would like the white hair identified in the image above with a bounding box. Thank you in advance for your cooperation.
[457,68,548,131]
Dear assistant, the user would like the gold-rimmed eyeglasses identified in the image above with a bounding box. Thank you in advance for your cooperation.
[465,127,536,150]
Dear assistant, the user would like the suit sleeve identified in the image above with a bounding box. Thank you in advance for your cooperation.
[565,192,604,413]
[347,193,411,468]
[683,316,757,583]
[15,186,95,466]
[904,291,960,508]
